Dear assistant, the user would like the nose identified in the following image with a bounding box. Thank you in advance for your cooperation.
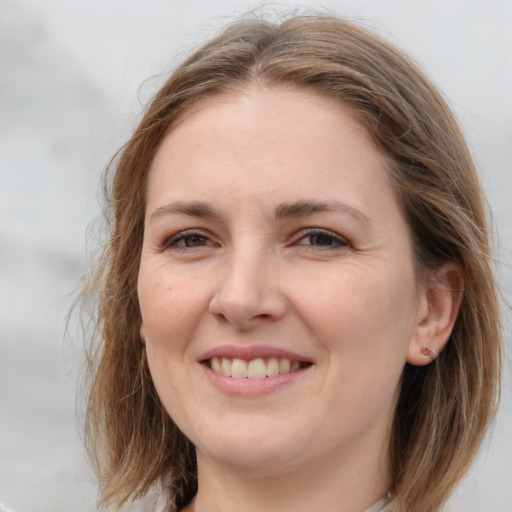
[209,246,287,330]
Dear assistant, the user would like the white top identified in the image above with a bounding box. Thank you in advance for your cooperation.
[120,489,390,512]
[121,490,173,512]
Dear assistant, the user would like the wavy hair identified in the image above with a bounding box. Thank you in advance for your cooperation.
[82,14,502,512]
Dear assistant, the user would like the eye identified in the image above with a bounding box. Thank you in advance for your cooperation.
[165,230,214,249]
[296,228,349,248]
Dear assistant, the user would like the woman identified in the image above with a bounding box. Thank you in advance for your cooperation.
[83,14,502,512]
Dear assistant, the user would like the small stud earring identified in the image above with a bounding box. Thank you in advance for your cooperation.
[420,345,439,361]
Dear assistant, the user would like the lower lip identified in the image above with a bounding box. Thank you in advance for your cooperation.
[202,364,312,396]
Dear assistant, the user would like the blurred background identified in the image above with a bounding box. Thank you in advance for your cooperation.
[0,1,511,511]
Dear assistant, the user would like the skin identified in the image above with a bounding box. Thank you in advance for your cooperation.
[137,87,462,512]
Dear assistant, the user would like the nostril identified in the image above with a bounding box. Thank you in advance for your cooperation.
[208,276,287,328]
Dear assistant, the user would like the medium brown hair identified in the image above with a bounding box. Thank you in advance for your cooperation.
[83,14,502,511]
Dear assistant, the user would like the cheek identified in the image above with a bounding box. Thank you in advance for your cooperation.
[298,269,416,426]
[139,265,206,417]
[138,262,211,343]
[295,264,418,358]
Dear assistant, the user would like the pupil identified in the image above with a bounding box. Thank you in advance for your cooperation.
[311,234,331,245]
[185,236,205,247]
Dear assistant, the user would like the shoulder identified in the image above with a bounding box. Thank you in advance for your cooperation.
[118,489,175,512]
[365,497,392,512]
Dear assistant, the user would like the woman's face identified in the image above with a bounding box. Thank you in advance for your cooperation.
[138,87,427,476]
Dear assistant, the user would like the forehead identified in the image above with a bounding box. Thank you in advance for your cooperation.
[148,86,392,199]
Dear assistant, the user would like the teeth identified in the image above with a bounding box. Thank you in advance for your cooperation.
[247,358,267,379]
[221,357,232,377]
[209,356,306,379]
[211,356,222,374]
[231,358,248,378]
[267,357,279,377]
[279,358,290,374]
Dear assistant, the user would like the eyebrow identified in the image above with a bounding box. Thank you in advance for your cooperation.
[149,199,371,225]
[275,200,371,224]
[149,201,224,222]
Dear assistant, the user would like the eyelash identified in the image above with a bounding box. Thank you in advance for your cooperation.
[294,228,349,249]
[163,228,349,251]
[164,230,214,250]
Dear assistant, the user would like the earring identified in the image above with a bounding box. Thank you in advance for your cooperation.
[420,345,439,361]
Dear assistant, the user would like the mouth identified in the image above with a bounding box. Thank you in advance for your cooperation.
[203,356,312,379]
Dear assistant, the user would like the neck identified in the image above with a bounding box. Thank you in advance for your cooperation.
[184,441,390,512]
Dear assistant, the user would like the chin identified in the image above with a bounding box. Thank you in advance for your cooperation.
[192,419,308,474]
[204,444,300,476]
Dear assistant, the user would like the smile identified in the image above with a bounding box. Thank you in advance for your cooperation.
[207,357,310,379]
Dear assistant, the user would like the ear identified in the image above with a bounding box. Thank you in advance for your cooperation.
[140,321,147,344]
[407,262,464,366]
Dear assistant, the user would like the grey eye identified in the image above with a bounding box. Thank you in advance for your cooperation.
[297,229,348,247]
[179,235,209,247]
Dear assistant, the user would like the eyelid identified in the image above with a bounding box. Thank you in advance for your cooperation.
[160,227,349,250]
[163,229,216,249]
[294,227,350,247]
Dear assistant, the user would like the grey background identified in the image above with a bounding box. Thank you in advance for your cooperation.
[1,0,511,511]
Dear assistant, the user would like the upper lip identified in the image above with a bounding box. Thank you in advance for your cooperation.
[199,345,313,363]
